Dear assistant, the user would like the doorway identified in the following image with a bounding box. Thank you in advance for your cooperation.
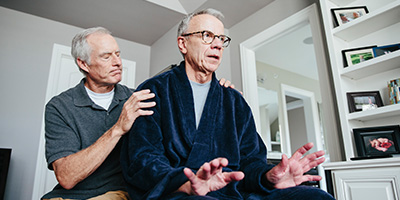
[240,4,334,191]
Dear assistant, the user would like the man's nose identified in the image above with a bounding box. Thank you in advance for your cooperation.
[210,36,223,49]
[112,54,122,65]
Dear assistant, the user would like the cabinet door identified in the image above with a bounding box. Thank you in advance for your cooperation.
[332,167,400,200]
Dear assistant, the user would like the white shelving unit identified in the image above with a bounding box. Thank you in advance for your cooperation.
[319,0,400,199]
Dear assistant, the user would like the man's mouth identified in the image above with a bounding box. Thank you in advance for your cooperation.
[111,69,122,74]
[208,54,220,60]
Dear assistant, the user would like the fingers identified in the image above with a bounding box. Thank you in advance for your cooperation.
[299,150,325,172]
[219,78,234,88]
[224,171,244,182]
[125,89,156,114]
[128,89,155,103]
[292,142,314,160]
[302,174,322,183]
[197,158,227,180]
[277,154,289,174]
[219,78,226,86]
[184,168,196,181]
[197,162,212,180]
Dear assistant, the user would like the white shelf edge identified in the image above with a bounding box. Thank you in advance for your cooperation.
[332,1,400,41]
[323,156,400,170]
[267,151,283,160]
[270,141,281,145]
[347,103,400,121]
[329,0,357,6]
[340,50,400,80]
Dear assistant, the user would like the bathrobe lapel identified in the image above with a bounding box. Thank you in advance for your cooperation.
[173,63,221,168]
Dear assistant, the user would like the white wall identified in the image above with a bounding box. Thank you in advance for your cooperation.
[0,6,151,200]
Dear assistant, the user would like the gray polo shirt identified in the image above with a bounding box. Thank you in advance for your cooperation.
[42,79,133,199]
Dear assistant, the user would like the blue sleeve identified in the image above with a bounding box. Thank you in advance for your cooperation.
[120,81,189,199]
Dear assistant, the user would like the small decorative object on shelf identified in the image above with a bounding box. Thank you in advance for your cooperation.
[346,91,384,113]
[353,125,400,158]
[275,131,280,142]
[388,78,400,105]
[341,45,377,67]
[331,6,369,27]
[373,43,400,57]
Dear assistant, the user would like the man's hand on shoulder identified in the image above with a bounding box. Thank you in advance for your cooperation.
[112,89,156,137]
[219,78,243,95]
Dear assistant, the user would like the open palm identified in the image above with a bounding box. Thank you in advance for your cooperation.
[266,143,325,189]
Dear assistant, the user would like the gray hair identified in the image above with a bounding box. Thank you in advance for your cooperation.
[71,27,111,71]
[177,8,224,37]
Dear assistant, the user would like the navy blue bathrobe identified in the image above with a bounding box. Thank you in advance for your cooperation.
[121,62,275,199]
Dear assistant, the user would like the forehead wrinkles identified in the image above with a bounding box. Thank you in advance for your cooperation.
[188,14,224,34]
[88,33,119,55]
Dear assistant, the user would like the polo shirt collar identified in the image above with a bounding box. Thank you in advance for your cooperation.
[72,78,129,107]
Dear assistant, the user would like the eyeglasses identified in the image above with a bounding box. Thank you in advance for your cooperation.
[181,30,231,48]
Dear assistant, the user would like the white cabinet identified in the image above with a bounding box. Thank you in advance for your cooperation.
[320,0,400,160]
[324,158,400,200]
[319,0,400,199]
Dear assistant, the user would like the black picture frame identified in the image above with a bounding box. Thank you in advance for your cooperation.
[0,148,11,200]
[346,91,383,113]
[342,45,377,67]
[331,6,369,27]
[353,125,400,157]
[373,43,400,57]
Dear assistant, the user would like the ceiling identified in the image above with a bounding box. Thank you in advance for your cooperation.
[0,0,274,46]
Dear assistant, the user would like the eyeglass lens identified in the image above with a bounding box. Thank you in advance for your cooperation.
[202,31,230,47]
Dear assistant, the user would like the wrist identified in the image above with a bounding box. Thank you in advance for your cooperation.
[262,172,276,190]
[109,124,125,139]
[176,181,194,195]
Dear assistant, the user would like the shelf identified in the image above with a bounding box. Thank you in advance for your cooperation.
[347,103,400,121]
[329,0,356,6]
[332,1,400,42]
[267,151,283,159]
[270,141,281,145]
[323,156,400,170]
[340,50,400,80]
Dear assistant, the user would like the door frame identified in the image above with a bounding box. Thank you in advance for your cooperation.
[239,4,328,190]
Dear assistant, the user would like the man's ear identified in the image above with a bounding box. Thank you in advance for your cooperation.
[177,36,187,54]
[77,58,89,74]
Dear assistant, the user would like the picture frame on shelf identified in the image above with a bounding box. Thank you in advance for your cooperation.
[388,78,400,104]
[346,91,383,113]
[331,6,369,27]
[373,43,400,57]
[342,45,377,67]
[353,125,400,157]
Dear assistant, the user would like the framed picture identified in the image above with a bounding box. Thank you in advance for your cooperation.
[331,6,369,27]
[342,45,377,67]
[346,91,383,113]
[353,125,400,157]
[373,43,400,57]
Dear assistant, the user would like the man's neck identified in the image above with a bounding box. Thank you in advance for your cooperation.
[84,78,115,93]
[185,62,212,84]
